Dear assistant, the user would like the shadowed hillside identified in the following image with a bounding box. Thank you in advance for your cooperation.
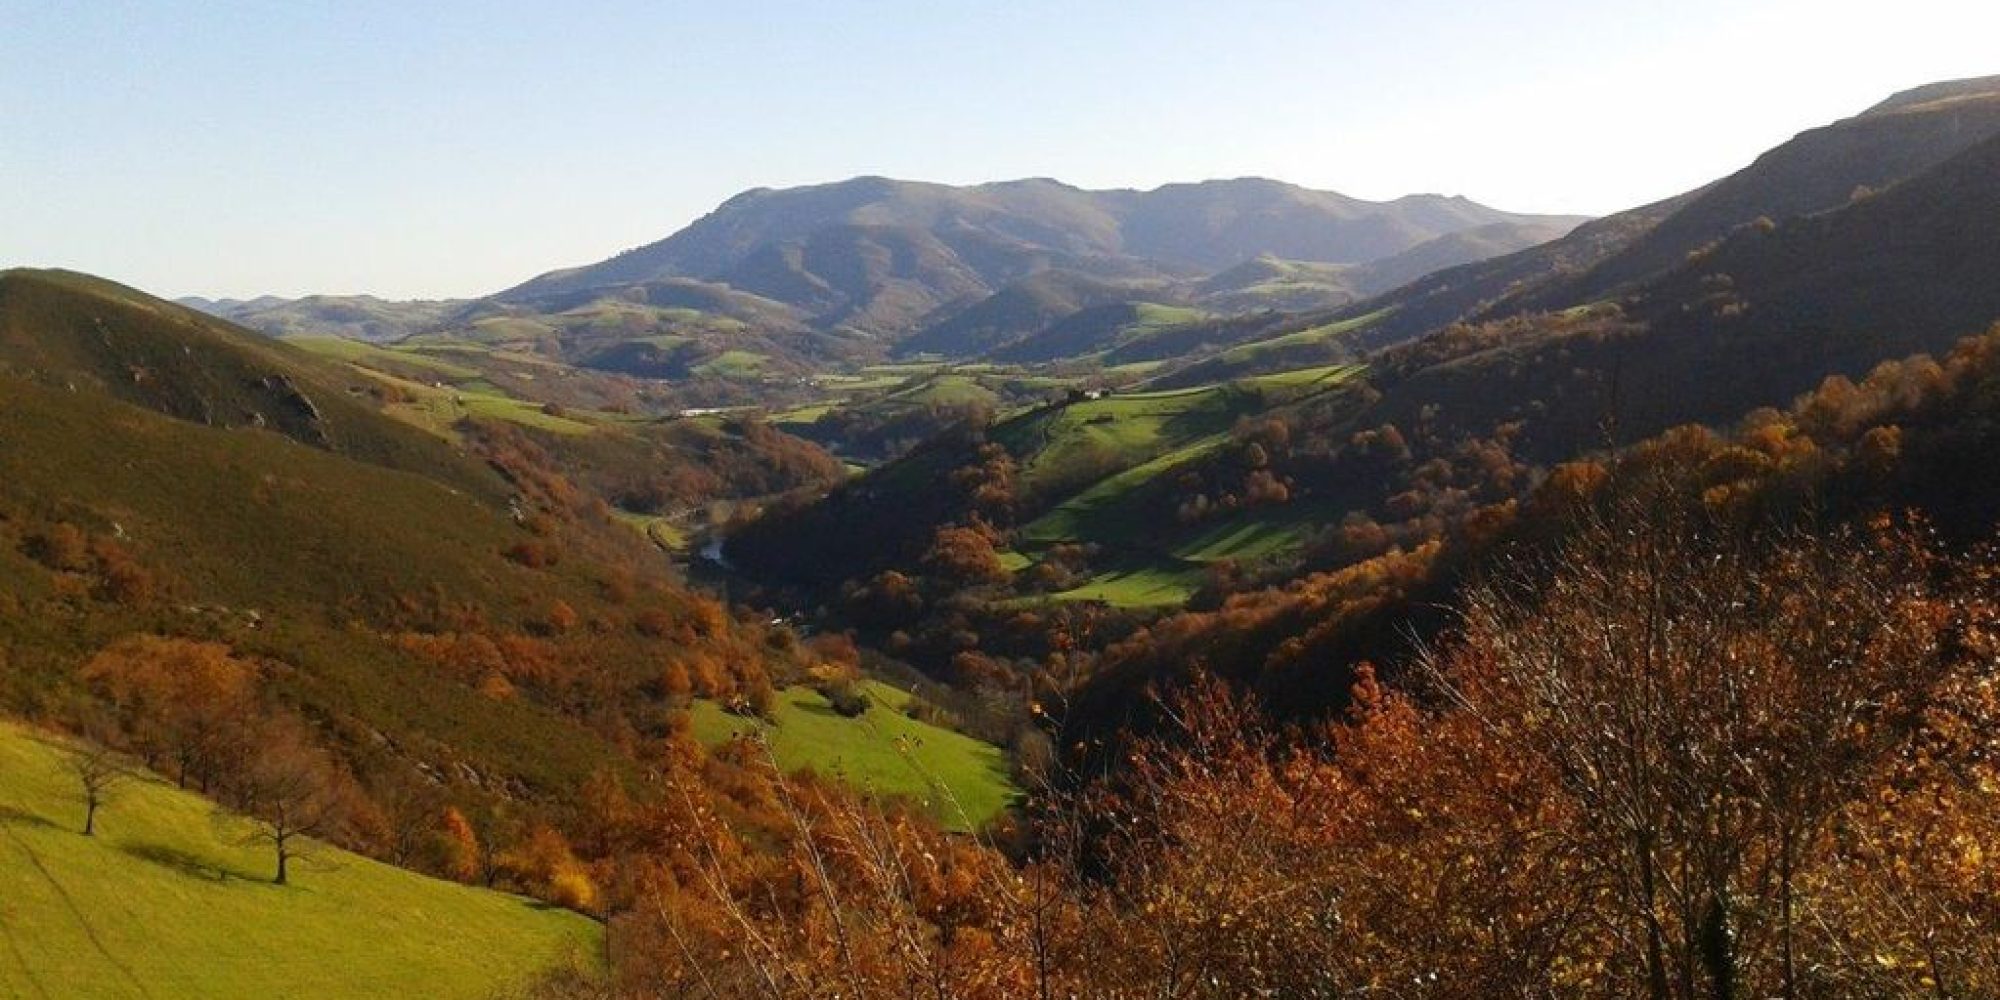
[1289,74,2000,359]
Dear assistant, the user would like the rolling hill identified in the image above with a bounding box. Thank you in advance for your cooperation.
[183,294,462,344]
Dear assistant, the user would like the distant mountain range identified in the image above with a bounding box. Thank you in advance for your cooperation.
[187,178,1584,379]
[494,176,1582,338]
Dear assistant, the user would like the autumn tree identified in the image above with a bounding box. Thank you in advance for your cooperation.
[225,718,351,885]
[1426,498,1978,998]
[502,824,598,913]
[922,523,1009,586]
[440,805,482,883]
[80,635,256,791]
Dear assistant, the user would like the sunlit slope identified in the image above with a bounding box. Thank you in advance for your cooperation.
[688,680,1018,832]
[0,721,600,1000]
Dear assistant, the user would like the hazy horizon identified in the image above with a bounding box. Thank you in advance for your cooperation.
[4,0,1997,299]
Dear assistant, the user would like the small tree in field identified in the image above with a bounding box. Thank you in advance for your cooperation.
[227,719,348,885]
[66,740,128,836]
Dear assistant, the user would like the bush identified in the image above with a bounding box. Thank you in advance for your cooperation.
[823,683,871,718]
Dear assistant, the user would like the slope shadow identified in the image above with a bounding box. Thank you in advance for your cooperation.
[0,803,61,830]
[120,841,264,884]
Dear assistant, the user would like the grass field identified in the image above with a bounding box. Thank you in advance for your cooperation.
[287,330,603,439]
[370,373,595,438]
[877,374,1000,409]
[985,365,1367,606]
[692,350,769,377]
[996,383,1261,503]
[1052,561,1209,607]
[0,721,600,1000]
[1172,514,1318,563]
[1212,312,1386,365]
[1018,429,1232,547]
[612,509,692,552]
[1016,367,1364,546]
[687,682,1018,833]
[463,316,560,344]
[285,336,480,379]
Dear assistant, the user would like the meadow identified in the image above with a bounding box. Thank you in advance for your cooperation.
[0,721,600,1000]
[686,681,1018,833]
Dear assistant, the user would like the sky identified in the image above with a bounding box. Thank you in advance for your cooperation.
[3,0,1998,300]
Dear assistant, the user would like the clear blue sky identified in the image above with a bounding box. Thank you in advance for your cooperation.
[3,0,1996,299]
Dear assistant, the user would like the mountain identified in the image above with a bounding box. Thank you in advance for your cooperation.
[184,293,463,343]
[0,268,793,794]
[1288,74,2000,359]
[496,176,1586,343]
[729,76,2000,620]
[189,178,1584,378]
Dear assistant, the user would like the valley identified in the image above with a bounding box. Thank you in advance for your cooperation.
[7,33,2000,996]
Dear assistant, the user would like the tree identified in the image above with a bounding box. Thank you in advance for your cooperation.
[922,523,1008,586]
[440,806,482,884]
[501,824,597,912]
[372,772,445,869]
[1426,500,1970,998]
[66,740,128,836]
[226,719,349,885]
[80,635,255,791]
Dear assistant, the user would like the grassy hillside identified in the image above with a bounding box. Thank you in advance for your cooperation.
[687,681,1017,832]
[0,721,599,1000]
[987,302,1212,365]
[731,362,1364,605]
[0,269,507,499]
[0,370,637,794]
[997,383,1268,513]
[0,271,831,804]
[1016,367,1362,545]
[1144,310,1388,389]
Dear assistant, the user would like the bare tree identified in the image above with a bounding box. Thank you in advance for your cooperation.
[66,740,128,836]
[1426,493,1962,999]
[226,719,349,885]
[374,771,445,869]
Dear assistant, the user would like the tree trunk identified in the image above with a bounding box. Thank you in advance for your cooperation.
[1700,893,1736,1000]
[1638,832,1671,1000]
[275,840,290,885]
[83,800,97,836]
[1779,831,1797,1000]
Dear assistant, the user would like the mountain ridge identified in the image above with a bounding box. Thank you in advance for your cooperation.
[493,175,1587,336]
